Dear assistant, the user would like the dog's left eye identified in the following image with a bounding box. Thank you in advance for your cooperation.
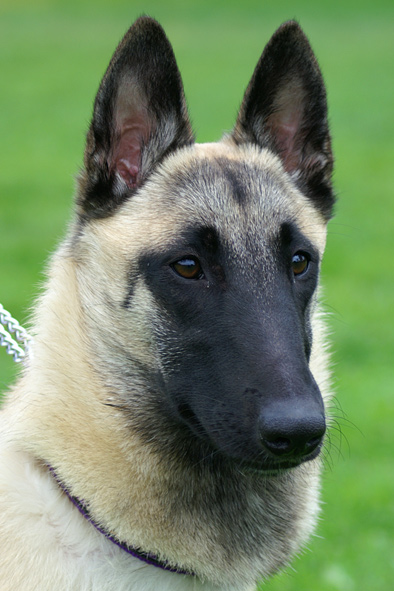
[171,257,204,280]
[292,252,309,277]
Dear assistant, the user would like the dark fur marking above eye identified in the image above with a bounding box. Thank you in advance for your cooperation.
[138,225,226,296]
[279,222,318,264]
[196,226,220,254]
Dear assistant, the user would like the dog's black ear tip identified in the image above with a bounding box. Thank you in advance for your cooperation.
[132,14,158,27]
[271,20,311,45]
[134,13,157,22]
[129,14,167,36]
[277,19,300,29]
[276,20,303,33]
[115,15,167,52]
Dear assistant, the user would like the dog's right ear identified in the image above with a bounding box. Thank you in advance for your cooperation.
[78,17,194,219]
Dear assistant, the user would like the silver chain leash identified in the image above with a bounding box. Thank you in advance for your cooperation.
[0,304,33,363]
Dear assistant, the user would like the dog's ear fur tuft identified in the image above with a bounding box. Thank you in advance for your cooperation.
[78,16,194,219]
[232,21,334,220]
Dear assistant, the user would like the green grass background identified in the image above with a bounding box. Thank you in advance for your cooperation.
[0,0,393,589]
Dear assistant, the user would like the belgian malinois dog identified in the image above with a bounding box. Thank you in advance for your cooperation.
[0,16,335,591]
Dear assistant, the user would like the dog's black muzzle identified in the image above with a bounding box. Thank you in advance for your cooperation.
[160,271,327,472]
[168,310,326,472]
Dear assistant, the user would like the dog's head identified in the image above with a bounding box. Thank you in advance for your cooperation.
[74,17,334,475]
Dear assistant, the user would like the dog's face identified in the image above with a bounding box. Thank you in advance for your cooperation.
[74,17,334,475]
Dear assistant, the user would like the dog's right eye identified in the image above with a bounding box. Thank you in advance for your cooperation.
[292,252,309,277]
[171,257,204,280]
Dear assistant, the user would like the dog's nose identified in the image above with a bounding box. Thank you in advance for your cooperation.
[259,414,326,459]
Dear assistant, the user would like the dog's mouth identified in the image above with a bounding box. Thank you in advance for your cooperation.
[176,401,323,474]
[232,444,323,475]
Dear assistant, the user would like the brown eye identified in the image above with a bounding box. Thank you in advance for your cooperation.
[292,252,309,276]
[172,257,204,280]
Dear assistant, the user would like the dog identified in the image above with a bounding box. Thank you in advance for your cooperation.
[0,16,335,591]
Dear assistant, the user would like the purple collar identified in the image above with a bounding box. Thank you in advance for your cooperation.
[47,465,194,576]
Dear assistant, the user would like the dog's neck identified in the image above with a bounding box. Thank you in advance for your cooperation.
[47,464,194,576]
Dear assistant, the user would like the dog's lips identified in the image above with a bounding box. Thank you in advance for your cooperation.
[237,454,318,476]
[175,400,323,474]
[233,442,323,474]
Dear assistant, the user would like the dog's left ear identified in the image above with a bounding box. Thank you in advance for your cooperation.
[232,21,334,220]
[78,16,194,218]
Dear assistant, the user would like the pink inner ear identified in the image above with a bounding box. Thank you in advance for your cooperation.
[113,118,150,189]
[269,108,303,173]
[268,82,305,174]
[116,156,139,187]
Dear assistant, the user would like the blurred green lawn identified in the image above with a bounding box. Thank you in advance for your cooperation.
[1,0,393,589]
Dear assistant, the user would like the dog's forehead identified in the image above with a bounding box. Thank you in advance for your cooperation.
[100,142,327,256]
[157,143,327,251]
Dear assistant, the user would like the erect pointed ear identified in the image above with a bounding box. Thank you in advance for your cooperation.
[78,16,194,219]
[232,21,334,220]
